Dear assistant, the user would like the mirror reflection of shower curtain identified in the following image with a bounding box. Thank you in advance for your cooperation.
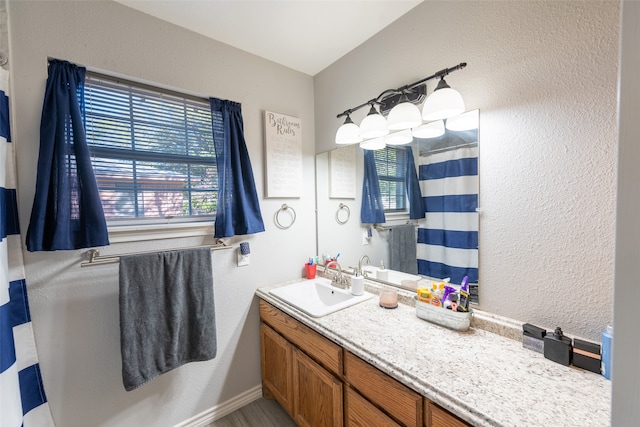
[417,145,478,285]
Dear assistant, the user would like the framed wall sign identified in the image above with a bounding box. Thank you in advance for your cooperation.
[264,110,303,198]
[329,144,356,199]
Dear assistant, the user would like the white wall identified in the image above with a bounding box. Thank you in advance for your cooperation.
[612,2,640,425]
[8,1,315,426]
[315,0,620,341]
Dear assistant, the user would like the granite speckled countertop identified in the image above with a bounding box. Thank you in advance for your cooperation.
[256,278,611,427]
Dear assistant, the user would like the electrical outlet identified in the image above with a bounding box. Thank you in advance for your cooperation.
[237,251,250,267]
[362,230,370,245]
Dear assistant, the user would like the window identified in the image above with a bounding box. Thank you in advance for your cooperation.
[83,73,217,224]
[375,146,407,212]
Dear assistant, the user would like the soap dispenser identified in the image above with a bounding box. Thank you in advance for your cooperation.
[350,273,364,296]
[376,260,389,282]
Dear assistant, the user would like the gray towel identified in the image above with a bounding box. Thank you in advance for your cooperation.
[119,247,216,391]
[389,224,418,274]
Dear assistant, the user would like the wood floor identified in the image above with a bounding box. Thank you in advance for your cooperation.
[206,398,296,427]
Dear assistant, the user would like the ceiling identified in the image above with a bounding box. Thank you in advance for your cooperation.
[114,0,423,76]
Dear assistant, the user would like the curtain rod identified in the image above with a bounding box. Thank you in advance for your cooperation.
[80,242,232,267]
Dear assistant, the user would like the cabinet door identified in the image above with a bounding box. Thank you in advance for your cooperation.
[346,386,401,427]
[260,300,343,376]
[293,347,343,427]
[260,323,293,416]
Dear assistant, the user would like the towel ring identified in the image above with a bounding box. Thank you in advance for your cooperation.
[275,204,296,229]
[336,203,351,225]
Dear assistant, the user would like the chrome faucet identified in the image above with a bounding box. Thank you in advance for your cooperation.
[358,255,371,277]
[324,260,346,287]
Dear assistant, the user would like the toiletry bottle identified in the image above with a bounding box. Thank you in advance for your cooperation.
[430,282,443,307]
[601,325,613,379]
[416,287,431,303]
[350,274,364,296]
[442,285,456,309]
[458,276,470,312]
[449,293,459,311]
[376,260,389,282]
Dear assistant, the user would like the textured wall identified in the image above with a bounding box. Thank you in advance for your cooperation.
[315,0,619,340]
[8,1,315,426]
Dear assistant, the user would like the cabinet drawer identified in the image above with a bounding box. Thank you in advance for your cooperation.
[260,300,343,377]
[344,351,422,427]
[425,400,470,427]
[346,386,401,427]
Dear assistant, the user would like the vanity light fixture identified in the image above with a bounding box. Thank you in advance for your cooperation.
[384,129,414,145]
[412,120,445,139]
[335,114,363,145]
[359,104,389,139]
[359,137,386,151]
[335,62,467,148]
[445,109,479,131]
[422,77,465,121]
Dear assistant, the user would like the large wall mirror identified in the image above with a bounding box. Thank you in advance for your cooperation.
[315,110,479,290]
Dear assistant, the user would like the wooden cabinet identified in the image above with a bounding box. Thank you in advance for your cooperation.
[260,323,293,414]
[292,347,343,427]
[260,300,342,376]
[424,400,471,427]
[344,351,422,427]
[260,300,469,427]
[260,301,343,426]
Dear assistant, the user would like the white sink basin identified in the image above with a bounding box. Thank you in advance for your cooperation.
[269,277,373,317]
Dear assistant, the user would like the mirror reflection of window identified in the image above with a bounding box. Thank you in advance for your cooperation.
[374,147,407,213]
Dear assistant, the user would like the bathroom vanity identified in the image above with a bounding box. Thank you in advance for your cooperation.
[256,279,610,427]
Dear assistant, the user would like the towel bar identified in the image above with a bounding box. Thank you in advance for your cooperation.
[373,221,418,231]
[80,241,232,267]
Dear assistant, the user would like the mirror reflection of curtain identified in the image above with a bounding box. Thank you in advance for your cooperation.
[417,145,478,284]
[360,150,385,224]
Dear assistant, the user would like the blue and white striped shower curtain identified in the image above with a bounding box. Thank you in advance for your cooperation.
[0,69,55,426]
[417,145,478,285]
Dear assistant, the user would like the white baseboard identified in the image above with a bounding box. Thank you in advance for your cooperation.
[174,385,263,427]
